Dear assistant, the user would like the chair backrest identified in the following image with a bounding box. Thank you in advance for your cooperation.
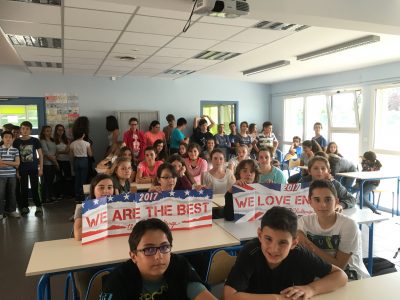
[85,269,112,300]
[288,159,301,169]
[207,249,237,286]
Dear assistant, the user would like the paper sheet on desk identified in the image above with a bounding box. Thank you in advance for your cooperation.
[232,183,312,223]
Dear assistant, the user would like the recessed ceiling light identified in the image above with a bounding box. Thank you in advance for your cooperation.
[8,35,61,48]
[193,50,240,61]
[254,21,309,32]
[11,0,61,5]
[117,56,136,61]
[25,61,62,68]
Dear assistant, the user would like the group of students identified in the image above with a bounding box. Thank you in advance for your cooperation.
[98,179,367,299]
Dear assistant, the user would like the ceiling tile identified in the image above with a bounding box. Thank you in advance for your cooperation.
[228,28,293,43]
[64,49,107,59]
[0,21,61,38]
[139,62,176,70]
[154,74,181,80]
[102,59,140,68]
[64,26,119,42]
[64,40,113,52]
[15,47,61,61]
[64,57,103,64]
[63,63,98,70]
[108,52,148,62]
[209,41,262,53]
[172,64,204,71]
[126,15,186,36]
[199,16,260,27]
[146,56,186,64]
[99,65,134,71]
[166,37,219,50]
[28,67,62,73]
[119,32,174,46]
[65,0,137,13]
[155,48,200,58]
[0,1,61,25]
[129,67,162,75]
[112,44,159,56]
[181,23,244,40]
[64,7,131,30]
[96,69,130,76]
[64,68,95,75]
[23,56,62,63]
[137,7,200,21]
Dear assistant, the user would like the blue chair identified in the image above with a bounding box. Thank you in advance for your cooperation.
[84,268,113,300]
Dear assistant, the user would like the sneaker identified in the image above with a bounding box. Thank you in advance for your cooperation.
[9,211,21,218]
[21,207,30,216]
[35,207,43,217]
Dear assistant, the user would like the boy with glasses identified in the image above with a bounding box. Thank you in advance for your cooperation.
[101,218,216,299]
[123,117,145,162]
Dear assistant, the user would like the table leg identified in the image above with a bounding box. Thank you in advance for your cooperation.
[367,223,374,275]
[37,273,51,300]
[360,180,365,209]
[397,178,399,216]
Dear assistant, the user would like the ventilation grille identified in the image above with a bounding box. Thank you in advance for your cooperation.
[25,61,62,68]
[236,1,249,12]
[163,69,195,75]
[194,50,240,60]
[254,21,309,32]
[11,0,61,5]
[8,35,62,48]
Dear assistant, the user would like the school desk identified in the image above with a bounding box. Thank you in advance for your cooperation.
[336,170,400,214]
[214,207,389,274]
[313,272,400,300]
[83,182,151,194]
[26,224,239,300]
[212,193,225,207]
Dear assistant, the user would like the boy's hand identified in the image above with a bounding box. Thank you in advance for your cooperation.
[335,204,343,213]
[281,285,316,300]
[38,169,43,177]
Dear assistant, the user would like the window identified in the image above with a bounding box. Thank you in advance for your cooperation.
[283,89,361,162]
[374,86,400,152]
[201,101,237,135]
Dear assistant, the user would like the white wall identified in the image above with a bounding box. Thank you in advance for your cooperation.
[0,66,270,159]
[269,61,400,156]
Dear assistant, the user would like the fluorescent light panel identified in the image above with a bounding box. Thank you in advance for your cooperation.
[25,61,62,68]
[254,21,309,32]
[242,60,290,76]
[164,69,195,75]
[194,50,240,61]
[8,35,62,48]
[297,35,380,61]
[11,0,61,5]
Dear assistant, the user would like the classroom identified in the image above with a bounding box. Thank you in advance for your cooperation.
[1,0,400,299]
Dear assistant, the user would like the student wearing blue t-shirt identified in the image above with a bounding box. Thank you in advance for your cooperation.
[170,118,189,154]
[0,131,20,219]
[312,122,328,151]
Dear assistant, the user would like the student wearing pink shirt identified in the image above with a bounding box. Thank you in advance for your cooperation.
[144,120,166,148]
[136,146,163,183]
[184,143,208,184]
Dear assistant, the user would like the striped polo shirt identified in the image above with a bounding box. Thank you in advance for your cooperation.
[0,145,19,177]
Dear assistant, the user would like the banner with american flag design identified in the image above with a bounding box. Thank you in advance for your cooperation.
[82,189,213,245]
[233,183,312,223]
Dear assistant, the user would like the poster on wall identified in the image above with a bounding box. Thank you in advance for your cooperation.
[44,93,79,138]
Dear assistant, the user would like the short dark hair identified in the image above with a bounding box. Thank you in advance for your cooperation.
[1,130,13,139]
[149,120,160,131]
[240,121,248,127]
[308,156,330,171]
[129,218,173,252]
[198,119,208,127]
[129,117,138,125]
[234,159,259,182]
[177,118,187,127]
[262,121,272,128]
[106,115,119,131]
[309,179,338,199]
[2,123,14,131]
[293,136,301,143]
[210,148,225,159]
[188,142,201,153]
[144,146,156,153]
[89,174,113,199]
[314,151,328,159]
[314,122,322,129]
[166,114,175,122]
[261,206,297,237]
[156,163,178,179]
[20,121,33,129]
[258,147,274,158]
[229,122,236,127]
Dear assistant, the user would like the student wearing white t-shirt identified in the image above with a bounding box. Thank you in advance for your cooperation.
[69,128,92,203]
[298,180,370,280]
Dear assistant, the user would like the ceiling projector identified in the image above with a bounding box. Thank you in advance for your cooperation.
[194,0,249,18]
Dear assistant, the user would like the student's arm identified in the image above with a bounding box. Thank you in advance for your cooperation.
[73,218,82,241]
[333,181,355,209]
[280,265,347,299]
[203,115,216,129]
[1,155,20,167]
[87,144,93,157]
[224,285,285,300]
[193,289,217,300]
[37,148,43,177]
[193,116,200,129]
[135,164,153,184]
[112,129,119,144]
[297,231,351,269]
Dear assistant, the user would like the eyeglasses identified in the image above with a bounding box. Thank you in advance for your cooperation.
[160,176,176,180]
[136,244,172,256]
[130,123,138,126]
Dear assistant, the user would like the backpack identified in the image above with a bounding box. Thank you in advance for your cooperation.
[363,257,398,276]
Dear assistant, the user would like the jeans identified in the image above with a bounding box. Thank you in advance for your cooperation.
[41,165,57,202]
[74,157,88,202]
[361,183,379,212]
[20,169,41,208]
[0,177,17,215]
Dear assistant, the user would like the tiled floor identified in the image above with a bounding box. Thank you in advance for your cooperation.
[1,198,399,299]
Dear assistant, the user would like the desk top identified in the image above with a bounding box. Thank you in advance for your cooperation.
[336,171,400,180]
[26,224,239,276]
[212,193,225,207]
[214,207,388,241]
[313,272,400,300]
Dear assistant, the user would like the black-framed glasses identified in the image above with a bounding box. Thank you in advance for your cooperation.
[136,244,172,256]
[160,176,176,180]
[130,123,138,126]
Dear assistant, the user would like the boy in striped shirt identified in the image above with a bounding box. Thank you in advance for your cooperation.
[0,130,20,219]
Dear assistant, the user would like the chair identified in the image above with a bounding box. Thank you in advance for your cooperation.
[286,159,301,177]
[372,189,396,216]
[84,268,113,300]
